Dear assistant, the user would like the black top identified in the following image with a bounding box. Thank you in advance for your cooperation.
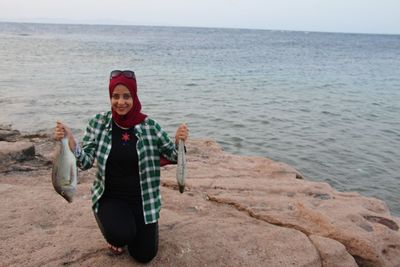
[104,121,142,205]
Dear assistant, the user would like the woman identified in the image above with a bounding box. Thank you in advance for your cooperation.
[54,70,189,263]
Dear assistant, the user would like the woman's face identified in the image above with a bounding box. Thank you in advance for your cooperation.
[111,84,133,115]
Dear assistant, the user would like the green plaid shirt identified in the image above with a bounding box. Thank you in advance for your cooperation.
[76,111,177,224]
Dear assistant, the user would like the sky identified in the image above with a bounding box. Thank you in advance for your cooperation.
[0,0,399,34]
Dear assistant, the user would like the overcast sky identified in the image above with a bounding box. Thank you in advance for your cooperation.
[1,0,399,34]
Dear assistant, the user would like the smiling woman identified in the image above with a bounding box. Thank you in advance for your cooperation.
[53,69,189,262]
[111,85,133,116]
[107,71,147,128]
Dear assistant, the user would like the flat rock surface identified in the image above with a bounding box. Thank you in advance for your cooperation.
[0,130,399,266]
[0,141,35,163]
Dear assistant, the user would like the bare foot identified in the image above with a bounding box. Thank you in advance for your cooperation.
[108,244,124,255]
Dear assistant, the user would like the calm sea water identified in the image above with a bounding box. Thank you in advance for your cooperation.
[0,22,399,216]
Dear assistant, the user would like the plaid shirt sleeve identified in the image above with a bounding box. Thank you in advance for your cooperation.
[76,112,111,169]
[77,116,99,170]
[155,120,178,162]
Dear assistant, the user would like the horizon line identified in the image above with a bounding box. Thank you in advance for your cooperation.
[0,18,399,37]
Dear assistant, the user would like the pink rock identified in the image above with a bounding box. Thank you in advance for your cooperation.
[0,138,399,266]
[309,234,358,266]
[0,141,35,162]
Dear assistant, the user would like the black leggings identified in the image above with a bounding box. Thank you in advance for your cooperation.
[94,197,159,263]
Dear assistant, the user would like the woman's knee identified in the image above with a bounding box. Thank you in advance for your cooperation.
[129,246,158,263]
[128,223,159,263]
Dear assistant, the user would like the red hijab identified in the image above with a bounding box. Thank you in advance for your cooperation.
[109,75,147,128]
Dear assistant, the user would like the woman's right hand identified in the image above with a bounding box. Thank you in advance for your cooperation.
[54,121,76,152]
[54,121,70,140]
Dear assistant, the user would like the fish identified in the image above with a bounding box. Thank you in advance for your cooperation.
[51,137,77,203]
[176,139,186,193]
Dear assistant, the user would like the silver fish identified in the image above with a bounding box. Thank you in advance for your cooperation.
[51,138,77,203]
[176,139,186,193]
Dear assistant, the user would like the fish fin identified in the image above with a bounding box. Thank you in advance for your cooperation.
[59,190,73,203]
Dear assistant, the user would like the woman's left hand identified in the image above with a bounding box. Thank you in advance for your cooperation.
[175,123,189,144]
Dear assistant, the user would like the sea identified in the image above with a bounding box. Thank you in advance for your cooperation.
[0,22,399,216]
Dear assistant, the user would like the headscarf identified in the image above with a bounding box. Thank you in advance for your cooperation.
[109,74,147,128]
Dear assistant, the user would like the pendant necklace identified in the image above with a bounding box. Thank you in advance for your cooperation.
[115,121,131,145]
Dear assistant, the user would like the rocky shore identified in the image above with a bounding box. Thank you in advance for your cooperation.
[1,125,399,266]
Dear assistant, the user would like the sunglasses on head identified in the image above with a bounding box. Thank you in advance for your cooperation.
[110,70,135,80]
